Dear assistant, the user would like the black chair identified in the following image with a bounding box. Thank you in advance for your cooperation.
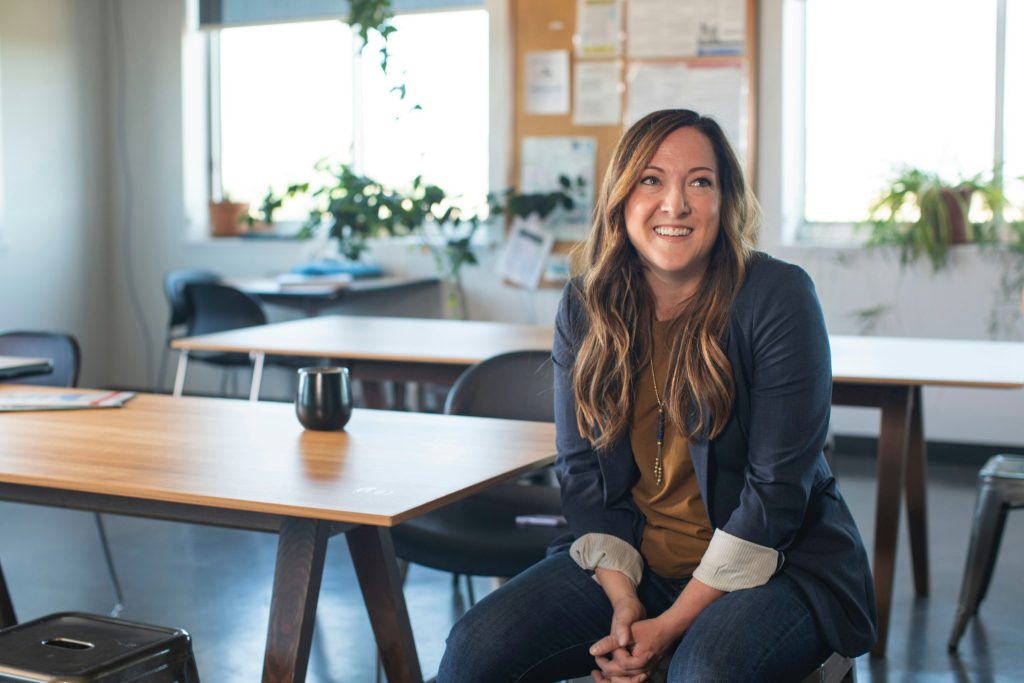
[0,331,124,616]
[390,350,562,602]
[180,282,305,398]
[948,454,1024,651]
[0,330,79,387]
[157,269,221,391]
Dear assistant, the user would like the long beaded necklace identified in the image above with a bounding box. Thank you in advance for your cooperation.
[649,356,668,486]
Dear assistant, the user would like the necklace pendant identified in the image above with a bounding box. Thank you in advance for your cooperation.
[655,405,665,486]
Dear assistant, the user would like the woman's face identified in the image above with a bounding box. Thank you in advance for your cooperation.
[624,126,721,300]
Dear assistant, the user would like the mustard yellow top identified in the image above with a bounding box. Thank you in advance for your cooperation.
[630,318,712,579]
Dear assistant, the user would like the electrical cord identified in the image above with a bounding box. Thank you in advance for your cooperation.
[111,0,156,388]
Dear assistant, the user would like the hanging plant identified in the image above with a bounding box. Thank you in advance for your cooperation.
[349,0,396,74]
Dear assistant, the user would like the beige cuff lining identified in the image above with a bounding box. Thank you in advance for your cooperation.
[692,529,778,592]
[569,533,644,589]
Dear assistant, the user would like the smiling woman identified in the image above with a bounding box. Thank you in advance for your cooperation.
[435,110,876,683]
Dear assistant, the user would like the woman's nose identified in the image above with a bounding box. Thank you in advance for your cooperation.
[659,187,688,215]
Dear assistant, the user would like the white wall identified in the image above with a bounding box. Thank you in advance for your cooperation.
[2,0,1020,446]
[0,0,111,386]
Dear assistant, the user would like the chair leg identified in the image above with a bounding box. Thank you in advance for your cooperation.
[948,484,1006,650]
[157,346,169,393]
[94,513,125,616]
[973,505,1008,609]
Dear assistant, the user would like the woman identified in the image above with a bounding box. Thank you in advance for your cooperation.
[437,109,876,682]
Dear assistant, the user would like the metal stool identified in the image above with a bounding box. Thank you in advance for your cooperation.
[799,652,855,682]
[0,612,199,682]
[948,454,1024,650]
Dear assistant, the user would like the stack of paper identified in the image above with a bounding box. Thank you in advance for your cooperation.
[0,391,136,412]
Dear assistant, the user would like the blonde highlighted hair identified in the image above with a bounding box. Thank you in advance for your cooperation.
[570,109,759,450]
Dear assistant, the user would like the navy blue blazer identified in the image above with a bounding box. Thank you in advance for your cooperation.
[550,252,877,657]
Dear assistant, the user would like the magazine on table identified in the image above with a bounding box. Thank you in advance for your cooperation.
[0,390,136,412]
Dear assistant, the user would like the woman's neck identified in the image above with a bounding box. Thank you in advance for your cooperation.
[647,274,701,321]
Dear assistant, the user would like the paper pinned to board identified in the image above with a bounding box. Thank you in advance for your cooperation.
[573,61,622,126]
[0,391,137,412]
[498,216,556,289]
[525,50,571,115]
[575,0,622,58]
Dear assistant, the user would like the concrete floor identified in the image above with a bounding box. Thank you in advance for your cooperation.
[0,452,1021,682]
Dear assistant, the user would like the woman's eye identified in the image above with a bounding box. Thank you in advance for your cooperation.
[691,177,713,188]
[639,175,659,186]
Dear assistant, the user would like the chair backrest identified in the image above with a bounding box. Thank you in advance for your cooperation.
[0,330,81,387]
[163,269,221,331]
[444,350,554,422]
[184,282,268,337]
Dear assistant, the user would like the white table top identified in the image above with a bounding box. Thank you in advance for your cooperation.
[172,315,555,366]
[830,335,1024,389]
[172,318,1024,389]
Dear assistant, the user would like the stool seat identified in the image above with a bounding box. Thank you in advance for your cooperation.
[0,612,199,682]
[948,454,1024,651]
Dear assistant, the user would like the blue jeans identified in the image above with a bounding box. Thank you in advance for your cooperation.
[437,551,830,683]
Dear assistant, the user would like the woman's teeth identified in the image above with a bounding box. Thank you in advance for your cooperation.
[654,226,693,237]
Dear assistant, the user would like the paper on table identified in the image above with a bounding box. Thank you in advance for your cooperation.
[0,391,137,412]
[275,272,354,290]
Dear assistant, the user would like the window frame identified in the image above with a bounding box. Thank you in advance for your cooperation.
[196,1,500,240]
[781,0,1013,247]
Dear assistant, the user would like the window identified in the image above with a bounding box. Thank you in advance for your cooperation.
[215,21,354,216]
[783,0,1020,241]
[208,6,489,225]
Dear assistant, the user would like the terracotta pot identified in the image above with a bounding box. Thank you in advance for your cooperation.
[941,187,973,244]
[209,201,249,237]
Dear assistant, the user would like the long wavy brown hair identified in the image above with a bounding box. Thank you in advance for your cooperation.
[570,109,759,450]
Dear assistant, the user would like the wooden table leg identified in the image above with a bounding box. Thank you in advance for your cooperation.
[870,386,913,658]
[905,385,929,597]
[0,560,16,628]
[347,525,423,683]
[262,518,329,683]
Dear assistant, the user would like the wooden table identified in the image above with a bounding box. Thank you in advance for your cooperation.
[0,388,556,682]
[231,275,440,316]
[0,356,52,382]
[171,315,555,401]
[829,335,1024,656]
[173,321,1024,657]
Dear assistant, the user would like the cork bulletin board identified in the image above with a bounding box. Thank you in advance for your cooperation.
[509,0,759,253]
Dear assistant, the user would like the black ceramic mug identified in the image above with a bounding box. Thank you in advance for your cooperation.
[295,367,352,431]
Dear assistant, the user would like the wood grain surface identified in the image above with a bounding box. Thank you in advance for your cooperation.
[0,389,556,526]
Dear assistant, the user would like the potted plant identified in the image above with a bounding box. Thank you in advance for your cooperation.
[861,167,999,271]
[297,162,412,261]
[208,197,250,237]
[488,174,587,223]
[243,184,309,232]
